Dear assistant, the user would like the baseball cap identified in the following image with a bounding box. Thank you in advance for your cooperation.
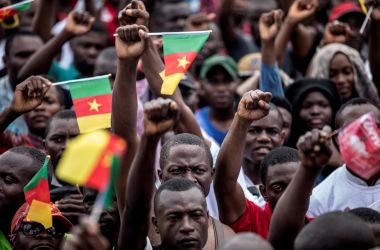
[179,72,197,90]
[200,55,239,80]
[329,2,365,23]
[237,53,262,77]
[11,202,73,234]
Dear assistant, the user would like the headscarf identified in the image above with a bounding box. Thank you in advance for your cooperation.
[307,43,380,107]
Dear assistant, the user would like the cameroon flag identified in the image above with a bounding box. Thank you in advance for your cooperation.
[0,0,33,22]
[24,156,52,229]
[67,75,112,134]
[161,31,211,95]
[56,130,126,192]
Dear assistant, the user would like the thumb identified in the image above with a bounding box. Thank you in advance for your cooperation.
[138,28,149,40]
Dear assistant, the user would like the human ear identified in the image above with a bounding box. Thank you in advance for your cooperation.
[259,184,268,201]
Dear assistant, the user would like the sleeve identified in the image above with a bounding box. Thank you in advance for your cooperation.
[144,238,153,250]
[228,199,259,233]
[307,194,325,217]
[259,63,284,97]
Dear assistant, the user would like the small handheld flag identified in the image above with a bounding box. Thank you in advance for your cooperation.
[23,155,52,229]
[56,75,112,134]
[339,112,380,180]
[160,30,211,95]
[0,0,33,22]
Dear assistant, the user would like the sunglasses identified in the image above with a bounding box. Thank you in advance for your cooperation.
[18,222,66,238]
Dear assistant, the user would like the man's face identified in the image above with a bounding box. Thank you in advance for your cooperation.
[44,118,80,168]
[244,110,285,164]
[337,104,380,129]
[202,66,238,110]
[260,162,299,211]
[154,188,209,250]
[13,220,66,250]
[159,144,214,196]
[0,152,38,218]
[153,2,191,32]
[278,107,292,141]
[24,87,63,137]
[299,92,333,130]
[70,31,108,76]
[5,35,43,86]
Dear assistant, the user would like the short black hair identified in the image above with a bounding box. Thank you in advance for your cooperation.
[271,96,292,113]
[9,146,48,169]
[45,110,77,138]
[295,211,376,250]
[266,103,284,130]
[349,207,380,224]
[335,97,377,128]
[4,30,39,57]
[154,178,205,213]
[160,133,213,169]
[260,147,299,184]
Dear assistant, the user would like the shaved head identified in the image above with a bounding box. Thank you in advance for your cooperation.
[222,233,274,250]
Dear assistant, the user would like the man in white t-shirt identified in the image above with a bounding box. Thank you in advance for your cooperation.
[309,98,380,217]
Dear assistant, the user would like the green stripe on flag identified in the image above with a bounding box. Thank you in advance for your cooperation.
[13,2,32,11]
[24,156,49,192]
[104,156,121,210]
[68,76,111,99]
[163,33,210,55]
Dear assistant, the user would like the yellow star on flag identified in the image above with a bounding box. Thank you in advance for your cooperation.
[177,56,190,69]
[0,9,11,19]
[88,99,102,112]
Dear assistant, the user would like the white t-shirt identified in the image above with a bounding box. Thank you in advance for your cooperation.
[308,165,380,217]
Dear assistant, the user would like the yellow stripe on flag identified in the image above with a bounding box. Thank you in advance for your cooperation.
[27,200,52,229]
[359,0,368,14]
[56,131,110,186]
[77,114,111,134]
[161,73,185,95]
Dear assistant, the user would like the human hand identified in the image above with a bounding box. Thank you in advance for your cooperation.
[259,10,284,43]
[321,21,354,46]
[56,194,86,225]
[297,126,333,170]
[65,11,95,36]
[237,90,272,122]
[185,13,216,31]
[366,0,380,21]
[11,76,51,114]
[62,217,109,250]
[287,0,319,26]
[115,24,149,61]
[143,98,178,137]
[118,0,149,26]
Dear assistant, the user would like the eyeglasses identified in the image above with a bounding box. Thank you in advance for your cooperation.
[18,222,66,238]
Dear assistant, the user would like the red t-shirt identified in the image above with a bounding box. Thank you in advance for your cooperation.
[229,199,272,239]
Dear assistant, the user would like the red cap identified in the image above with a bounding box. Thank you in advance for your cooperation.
[329,2,365,22]
[11,202,73,234]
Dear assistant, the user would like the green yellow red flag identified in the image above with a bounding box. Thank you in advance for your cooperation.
[23,156,52,229]
[161,31,211,95]
[56,130,126,192]
[65,75,112,134]
[0,0,33,22]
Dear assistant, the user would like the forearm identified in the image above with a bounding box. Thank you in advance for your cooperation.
[32,0,58,42]
[142,39,203,138]
[0,107,19,134]
[119,135,159,250]
[214,115,250,224]
[261,40,276,66]
[269,167,320,249]
[275,18,295,68]
[291,24,316,60]
[369,20,380,90]
[113,59,139,212]
[84,0,99,19]
[18,31,73,81]
[219,0,236,45]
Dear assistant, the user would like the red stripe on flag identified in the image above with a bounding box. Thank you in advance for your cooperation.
[0,8,18,22]
[73,94,112,118]
[24,179,50,205]
[164,52,198,76]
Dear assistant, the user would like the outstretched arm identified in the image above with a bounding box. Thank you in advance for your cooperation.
[112,24,148,212]
[0,76,50,134]
[269,127,332,250]
[119,98,178,250]
[18,11,95,81]
[32,0,58,42]
[214,90,272,225]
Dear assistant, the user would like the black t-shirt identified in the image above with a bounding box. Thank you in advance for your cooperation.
[153,245,164,250]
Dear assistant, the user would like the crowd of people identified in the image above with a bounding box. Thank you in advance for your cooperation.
[0,0,380,249]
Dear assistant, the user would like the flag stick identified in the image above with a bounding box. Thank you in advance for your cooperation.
[360,5,374,34]
[319,130,339,143]
[51,74,111,86]
[1,0,34,10]
[113,30,212,37]
[89,191,106,222]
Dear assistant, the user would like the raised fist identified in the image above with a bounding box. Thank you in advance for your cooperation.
[115,24,149,61]
[237,90,272,122]
[118,0,149,26]
[287,0,319,26]
[259,10,284,42]
[65,11,95,36]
